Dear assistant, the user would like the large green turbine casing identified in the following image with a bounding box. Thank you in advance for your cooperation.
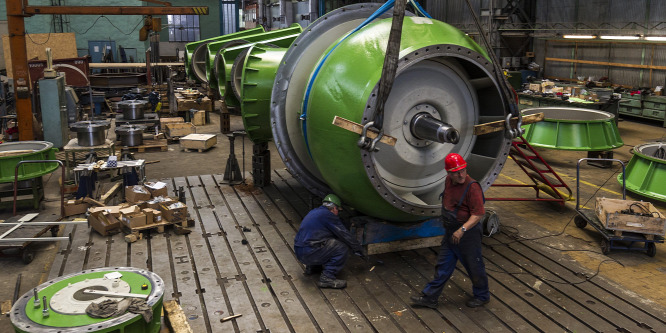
[11,267,164,333]
[216,34,299,109]
[0,142,59,183]
[521,107,624,151]
[618,143,666,202]
[271,4,512,223]
[204,24,303,87]
[185,26,264,81]
[240,45,288,143]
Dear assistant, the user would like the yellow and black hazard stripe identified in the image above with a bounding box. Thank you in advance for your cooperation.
[191,7,208,15]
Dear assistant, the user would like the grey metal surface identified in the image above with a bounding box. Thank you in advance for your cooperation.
[522,107,614,121]
[70,120,110,147]
[0,141,52,154]
[635,142,666,162]
[270,3,407,198]
[118,100,149,120]
[115,124,147,147]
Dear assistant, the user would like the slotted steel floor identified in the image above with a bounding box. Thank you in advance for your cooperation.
[48,170,666,333]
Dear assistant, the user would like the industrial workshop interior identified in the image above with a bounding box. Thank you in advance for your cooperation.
[1,0,666,332]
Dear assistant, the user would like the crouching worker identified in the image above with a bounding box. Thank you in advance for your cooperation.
[294,194,364,289]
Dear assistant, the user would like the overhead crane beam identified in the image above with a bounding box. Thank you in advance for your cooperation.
[5,0,209,141]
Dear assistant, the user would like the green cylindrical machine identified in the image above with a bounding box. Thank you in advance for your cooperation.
[270,4,512,222]
[186,26,265,82]
[240,45,288,143]
[0,141,59,183]
[202,24,303,86]
[619,143,666,202]
[521,107,623,151]
[11,268,164,333]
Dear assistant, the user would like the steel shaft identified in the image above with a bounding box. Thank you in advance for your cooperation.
[410,113,460,144]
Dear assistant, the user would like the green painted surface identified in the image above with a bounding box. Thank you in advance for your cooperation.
[206,24,302,87]
[241,46,288,143]
[618,148,666,202]
[185,26,265,80]
[0,147,59,184]
[522,119,624,151]
[305,17,488,222]
[24,271,152,328]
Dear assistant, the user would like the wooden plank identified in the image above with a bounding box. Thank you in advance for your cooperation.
[101,183,122,203]
[332,116,397,146]
[164,300,194,333]
[89,62,184,68]
[2,32,77,78]
[474,113,545,136]
[545,57,666,70]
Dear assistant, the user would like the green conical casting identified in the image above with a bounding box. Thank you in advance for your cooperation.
[521,107,624,151]
[240,45,288,143]
[216,33,300,108]
[618,142,666,202]
[185,26,264,81]
[11,268,164,333]
[205,24,302,87]
[299,17,511,222]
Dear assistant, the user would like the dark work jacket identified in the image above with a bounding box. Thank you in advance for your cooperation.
[294,206,362,252]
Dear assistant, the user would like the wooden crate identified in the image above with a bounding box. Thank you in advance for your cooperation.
[595,198,666,236]
[192,110,206,126]
[180,134,217,152]
[160,117,184,129]
[165,122,196,139]
[175,94,212,112]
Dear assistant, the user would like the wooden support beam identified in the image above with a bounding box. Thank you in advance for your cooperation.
[163,300,194,333]
[89,62,184,68]
[25,6,209,16]
[473,112,544,136]
[7,0,34,140]
[546,57,666,71]
[101,183,122,204]
[332,116,397,147]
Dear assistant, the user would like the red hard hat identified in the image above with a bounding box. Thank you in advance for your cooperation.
[445,153,467,172]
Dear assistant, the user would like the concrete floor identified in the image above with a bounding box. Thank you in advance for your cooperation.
[0,110,664,331]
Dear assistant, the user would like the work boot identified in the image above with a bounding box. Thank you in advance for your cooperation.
[316,274,347,289]
[465,298,489,308]
[410,294,438,309]
[304,265,323,276]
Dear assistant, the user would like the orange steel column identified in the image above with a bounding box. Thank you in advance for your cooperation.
[6,0,35,141]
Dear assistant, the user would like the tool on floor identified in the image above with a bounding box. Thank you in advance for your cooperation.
[220,313,242,322]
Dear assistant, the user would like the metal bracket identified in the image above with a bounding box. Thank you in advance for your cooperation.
[356,121,382,152]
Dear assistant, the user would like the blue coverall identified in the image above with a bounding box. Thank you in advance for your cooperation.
[294,206,362,279]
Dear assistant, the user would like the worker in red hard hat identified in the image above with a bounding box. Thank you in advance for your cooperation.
[411,153,490,309]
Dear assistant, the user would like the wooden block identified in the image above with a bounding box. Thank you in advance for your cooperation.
[474,112,545,136]
[180,134,217,151]
[1,299,12,315]
[331,116,397,146]
[163,300,194,333]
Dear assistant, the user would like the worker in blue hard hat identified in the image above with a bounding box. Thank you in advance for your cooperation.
[294,194,365,289]
[411,153,490,309]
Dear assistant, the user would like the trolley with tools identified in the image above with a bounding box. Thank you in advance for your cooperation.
[574,158,664,256]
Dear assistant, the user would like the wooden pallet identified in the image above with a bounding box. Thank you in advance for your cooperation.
[181,147,213,153]
[116,139,168,152]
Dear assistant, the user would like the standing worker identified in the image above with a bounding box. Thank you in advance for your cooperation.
[294,194,365,289]
[411,153,490,308]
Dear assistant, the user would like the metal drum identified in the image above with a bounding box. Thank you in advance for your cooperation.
[118,100,149,120]
[115,124,146,147]
[70,120,110,147]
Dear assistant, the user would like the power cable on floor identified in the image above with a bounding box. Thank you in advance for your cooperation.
[485,258,622,285]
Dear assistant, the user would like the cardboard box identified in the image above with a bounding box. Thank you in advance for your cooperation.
[89,212,121,236]
[528,83,541,92]
[119,205,141,216]
[145,181,169,198]
[125,185,151,203]
[64,199,90,217]
[153,210,163,223]
[180,133,217,151]
[121,212,147,228]
[142,208,155,224]
[160,202,188,222]
[88,205,126,217]
[595,198,666,236]
[146,196,177,210]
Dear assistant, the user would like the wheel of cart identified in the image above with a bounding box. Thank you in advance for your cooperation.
[574,158,664,256]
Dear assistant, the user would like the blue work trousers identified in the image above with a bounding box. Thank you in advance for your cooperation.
[422,224,489,301]
[295,238,349,279]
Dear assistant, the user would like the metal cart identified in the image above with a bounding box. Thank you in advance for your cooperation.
[574,158,664,256]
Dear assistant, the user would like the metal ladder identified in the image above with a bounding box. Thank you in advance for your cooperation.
[486,136,572,206]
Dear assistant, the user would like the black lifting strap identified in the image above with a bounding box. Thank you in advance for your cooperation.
[372,0,408,131]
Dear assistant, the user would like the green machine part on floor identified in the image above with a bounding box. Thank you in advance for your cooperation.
[619,142,666,202]
[185,26,265,82]
[239,45,289,143]
[267,4,512,222]
[10,268,164,333]
[521,107,624,151]
[0,142,59,183]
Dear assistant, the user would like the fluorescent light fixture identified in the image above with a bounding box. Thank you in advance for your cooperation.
[645,36,666,41]
[599,35,640,40]
[563,34,596,39]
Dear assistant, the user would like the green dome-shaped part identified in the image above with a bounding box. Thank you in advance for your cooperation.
[240,45,288,143]
[185,26,264,81]
[618,142,666,202]
[270,4,512,222]
[11,267,164,333]
[521,107,623,151]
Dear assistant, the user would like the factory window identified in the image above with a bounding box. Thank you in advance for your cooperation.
[167,15,200,42]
